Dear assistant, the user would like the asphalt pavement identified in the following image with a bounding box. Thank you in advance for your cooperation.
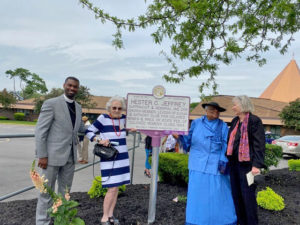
[0,124,150,202]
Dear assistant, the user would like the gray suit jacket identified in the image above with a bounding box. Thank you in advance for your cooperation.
[35,95,85,166]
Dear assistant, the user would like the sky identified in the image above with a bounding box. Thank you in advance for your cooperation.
[0,0,299,103]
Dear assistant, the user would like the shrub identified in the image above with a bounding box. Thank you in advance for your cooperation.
[264,144,283,171]
[157,153,189,186]
[257,187,285,211]
[14,112,25,121]
[288,159,300,171]
[0,116,9,120]
[87,176,126,198]
[177,195,187,203]
[156,144,282,187]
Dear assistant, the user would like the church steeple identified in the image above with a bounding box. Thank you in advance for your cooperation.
[260,59,300,102]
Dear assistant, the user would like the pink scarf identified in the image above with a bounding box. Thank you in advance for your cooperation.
[227,113,250,162]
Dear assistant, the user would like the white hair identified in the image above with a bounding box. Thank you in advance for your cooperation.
[233,95,254,113]
[106,95,126,111]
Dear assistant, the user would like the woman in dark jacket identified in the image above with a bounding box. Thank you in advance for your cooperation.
[227,95,266,225]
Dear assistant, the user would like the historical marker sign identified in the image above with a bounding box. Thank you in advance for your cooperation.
[126,86,190,224]
[126,93,190,132]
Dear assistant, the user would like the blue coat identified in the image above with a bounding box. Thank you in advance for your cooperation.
[182,116,229,175]
[183,116,237,225]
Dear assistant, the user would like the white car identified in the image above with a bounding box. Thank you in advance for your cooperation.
[272,135,300,158]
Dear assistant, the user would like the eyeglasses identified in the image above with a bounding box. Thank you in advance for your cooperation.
[112,107,122,111]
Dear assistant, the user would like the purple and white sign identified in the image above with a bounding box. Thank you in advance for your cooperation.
[126,93,190,132]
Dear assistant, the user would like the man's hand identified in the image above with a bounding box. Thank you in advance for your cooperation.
[38,157,48,169]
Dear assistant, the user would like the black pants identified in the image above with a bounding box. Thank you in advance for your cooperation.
[166,148,175,152]
[229,161,258,225]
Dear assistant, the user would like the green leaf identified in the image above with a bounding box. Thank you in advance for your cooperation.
[68,208,78,218]
[67,200,79,208]
[78,0,300,95]
[31,160,36,172]
[72,217,86,225]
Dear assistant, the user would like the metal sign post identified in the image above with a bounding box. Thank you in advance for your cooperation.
[126,86,190,224]
[148,135,161,223]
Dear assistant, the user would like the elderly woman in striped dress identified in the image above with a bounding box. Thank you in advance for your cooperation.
[86,96,131,225]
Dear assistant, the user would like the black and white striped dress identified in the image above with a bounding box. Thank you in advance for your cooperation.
[86,114,130,188]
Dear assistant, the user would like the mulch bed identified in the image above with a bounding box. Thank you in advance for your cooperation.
[0,168,299,225]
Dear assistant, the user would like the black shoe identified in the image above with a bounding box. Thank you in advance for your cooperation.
[109,216,120,225]
[144,170,151,178]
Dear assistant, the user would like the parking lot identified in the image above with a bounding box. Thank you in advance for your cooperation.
[0,124,151,202]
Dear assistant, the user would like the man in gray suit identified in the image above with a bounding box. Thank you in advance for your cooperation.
[35,76,86,225]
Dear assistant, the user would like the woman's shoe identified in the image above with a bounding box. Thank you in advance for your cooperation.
[109,216,120,225]
[144,169,151,178]
[101,221,111,225]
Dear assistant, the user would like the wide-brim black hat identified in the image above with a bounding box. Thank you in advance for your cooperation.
[202,102,226,112]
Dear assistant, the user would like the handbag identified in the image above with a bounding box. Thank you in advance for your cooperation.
[93,143,118,160]
[92,143,119,183]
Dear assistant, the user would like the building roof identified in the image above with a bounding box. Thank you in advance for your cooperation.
[1,95,289,125]
[260,59,300,102]
[89,96,111,109]
[0,95,112,114]
[82,96,111,114]
[190,95,288,125]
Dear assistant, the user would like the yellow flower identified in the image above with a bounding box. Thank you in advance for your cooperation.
[30,170,48,193]
[52,205,58,213]
[65,193,70,201]
[51,198,63,213]
[54,198,63,208]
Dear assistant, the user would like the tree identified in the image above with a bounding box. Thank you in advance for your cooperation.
[79,0,299,94]
[76,86,97,109]
[34,88,64,113]
[22,73,48,99]
[279,99,300,130]
[0,88,17,110]
[5,68,48,100]
[34,86,96,113]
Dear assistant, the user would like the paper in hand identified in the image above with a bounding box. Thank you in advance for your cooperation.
[246,170,261,186]
[246,171,254,186]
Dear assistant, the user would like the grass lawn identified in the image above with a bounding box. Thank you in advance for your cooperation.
[0,120,36,126]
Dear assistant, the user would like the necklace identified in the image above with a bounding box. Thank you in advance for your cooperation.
[111,116,121,137]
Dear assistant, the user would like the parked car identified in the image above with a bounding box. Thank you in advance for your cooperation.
[272,135,300,158]
[265,132,280,144]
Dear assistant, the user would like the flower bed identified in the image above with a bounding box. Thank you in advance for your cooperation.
[0,168,299,225]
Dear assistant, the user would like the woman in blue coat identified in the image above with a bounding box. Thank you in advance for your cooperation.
[181,102,236,225]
